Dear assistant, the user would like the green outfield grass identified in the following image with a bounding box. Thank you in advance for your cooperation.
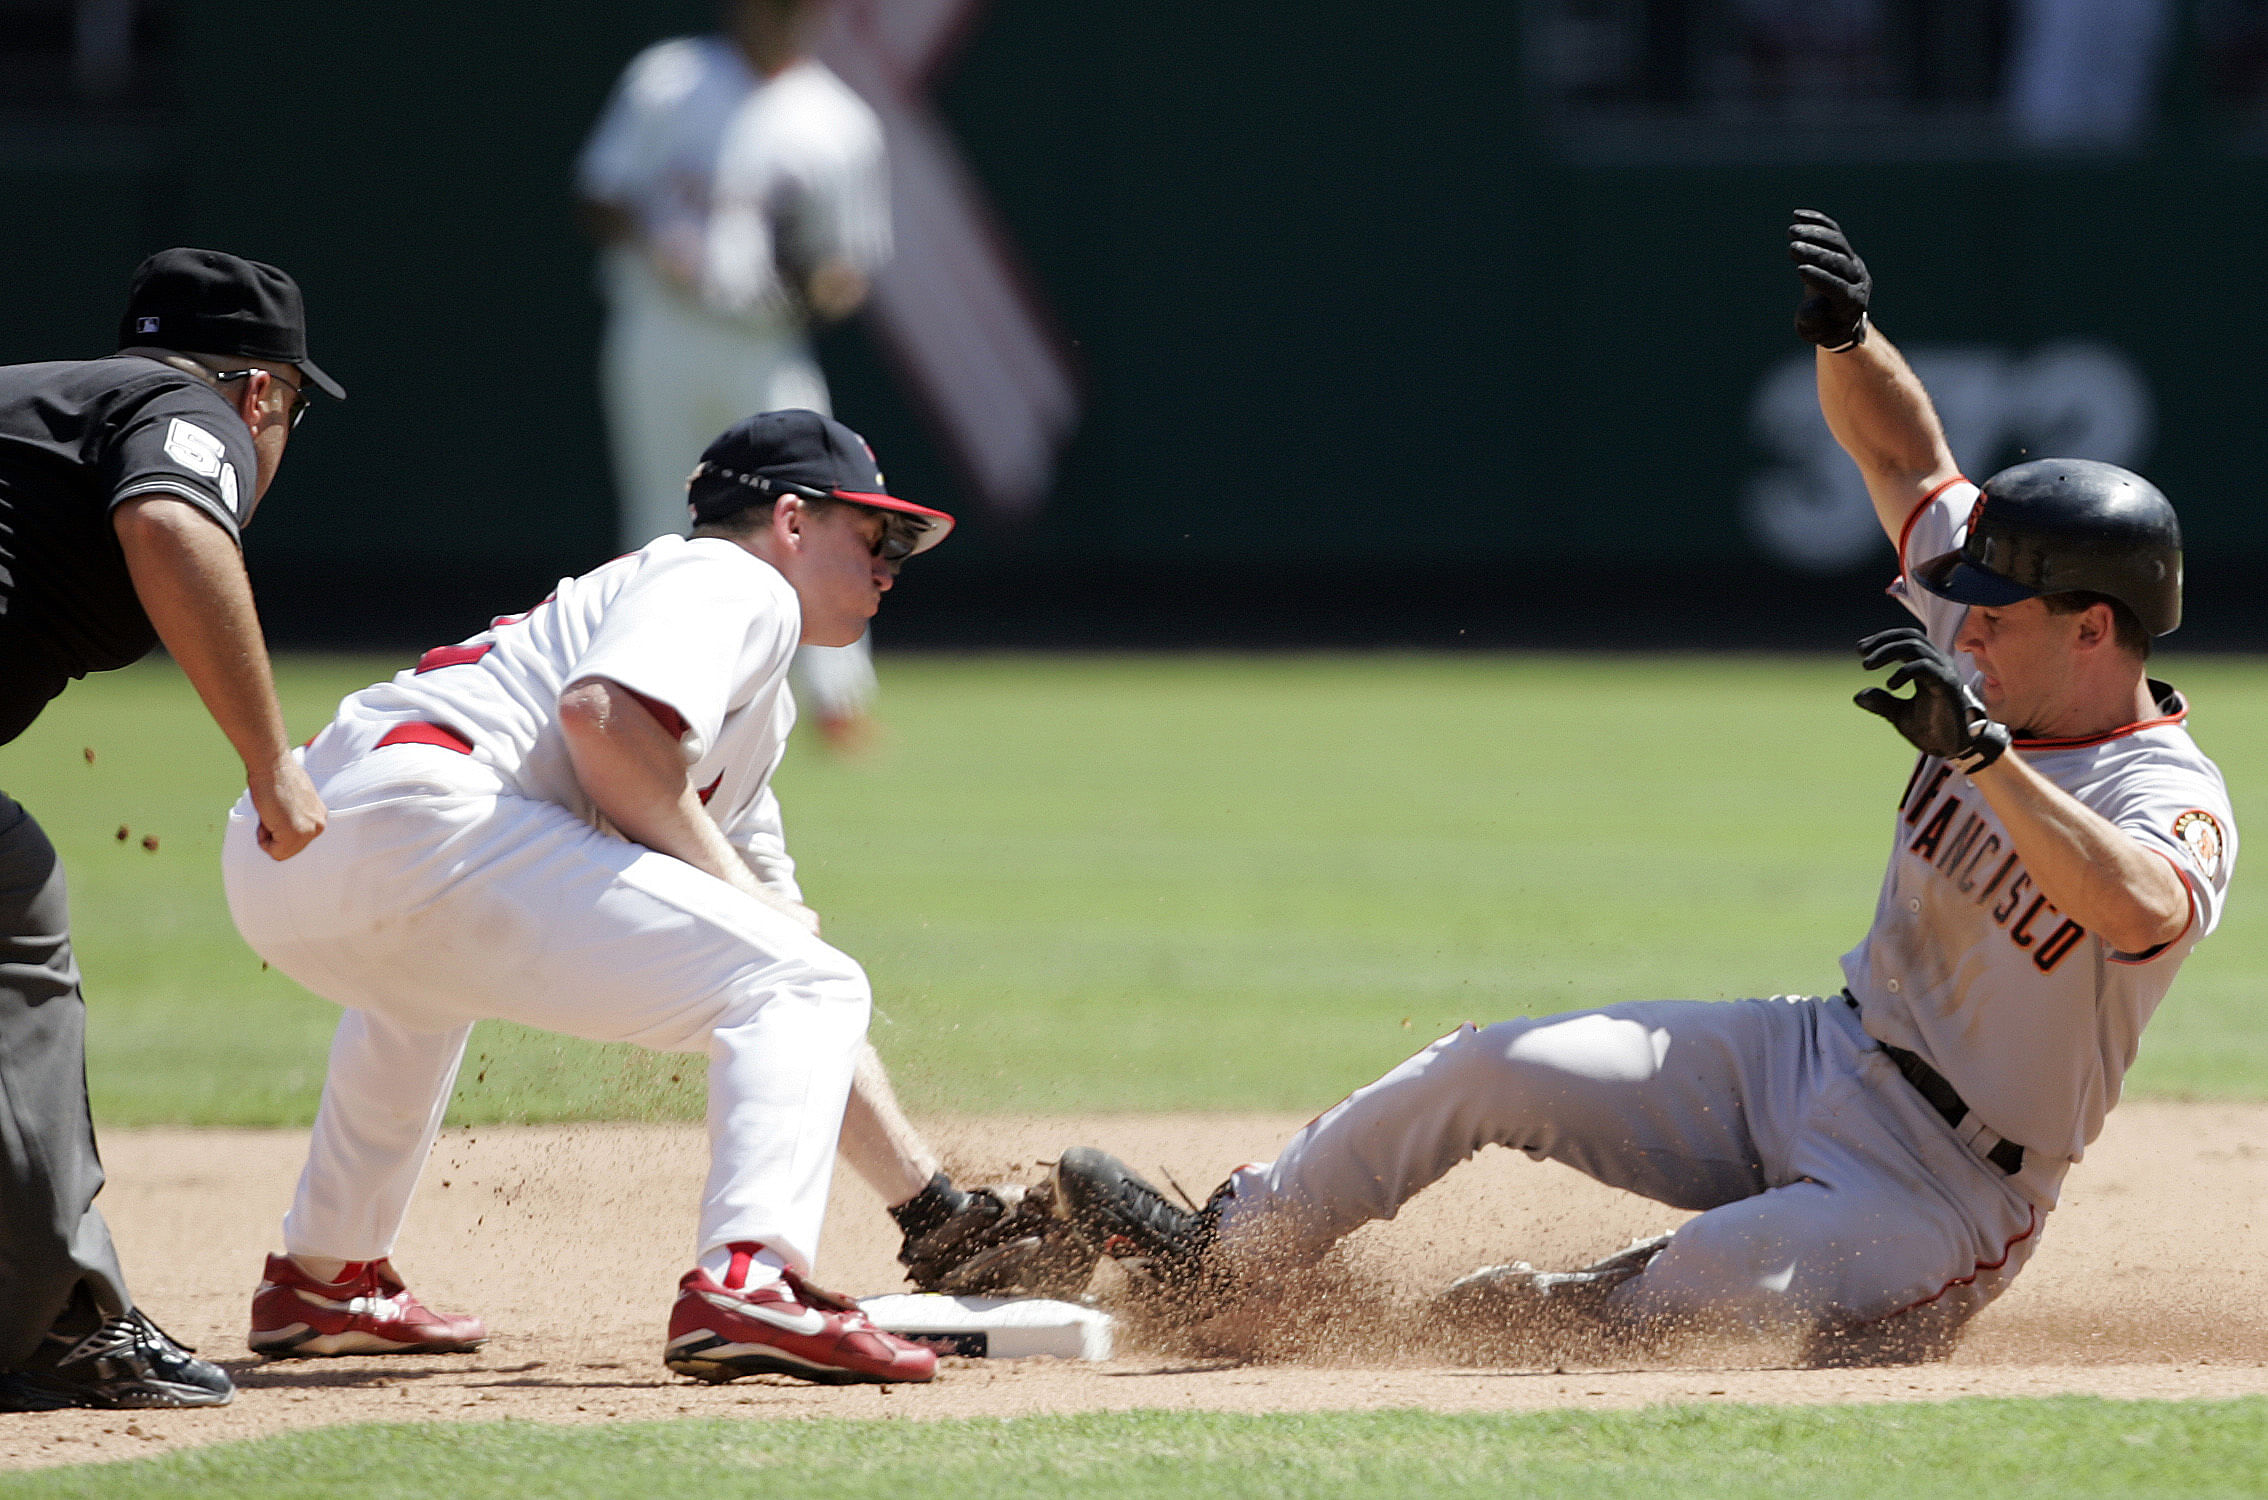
[4,1400,2266,1498]
[8,650,2263,1128]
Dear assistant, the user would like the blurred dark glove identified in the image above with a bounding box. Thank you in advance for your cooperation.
[1789,209,1871,351]
[895,1175,1102,1298]
[1854,627,2011,772]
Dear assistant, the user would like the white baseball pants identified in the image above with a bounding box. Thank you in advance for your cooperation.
[221,738,869,1277]
[1217,995,2050,1340]
[597,270,876,721]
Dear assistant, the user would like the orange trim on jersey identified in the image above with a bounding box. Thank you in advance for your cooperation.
[2011,703,2189,751]
[2106,846,2198,966]
[1862,1205,2040,1327]
[1895,474,1973,578]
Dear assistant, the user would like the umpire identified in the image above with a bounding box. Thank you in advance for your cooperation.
[0,250,338,1411]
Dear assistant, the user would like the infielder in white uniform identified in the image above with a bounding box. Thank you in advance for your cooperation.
[227,410,955,1386]
[579,0,891,748]
[1052,211,2235,1364]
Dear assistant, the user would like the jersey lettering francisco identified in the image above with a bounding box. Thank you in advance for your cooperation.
[1841,479,2236,1182]
[323,534,805,900]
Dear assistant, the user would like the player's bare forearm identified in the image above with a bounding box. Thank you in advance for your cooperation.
[1970,753,2190,954]
[1815,329,1961,544]
[113,496,325,859]
[558,676,816,929]
[840,1042,940,1205]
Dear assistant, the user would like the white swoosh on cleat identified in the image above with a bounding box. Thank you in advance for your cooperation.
[727,1300,830,1337]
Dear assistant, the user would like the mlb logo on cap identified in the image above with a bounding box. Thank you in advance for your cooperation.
[136,316,160,334]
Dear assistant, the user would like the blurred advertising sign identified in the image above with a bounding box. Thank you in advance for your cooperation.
[817,0,1081,517]
[1742,343,2156,571]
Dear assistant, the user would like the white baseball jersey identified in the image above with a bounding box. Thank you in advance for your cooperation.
[320,535,806,899]
[1842,478,2237,1168]
[577,37,890,332]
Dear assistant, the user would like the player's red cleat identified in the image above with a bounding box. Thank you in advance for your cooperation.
[665,1261,938,1386]
[248,1254,487,1358]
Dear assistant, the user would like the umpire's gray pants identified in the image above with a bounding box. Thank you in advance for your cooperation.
[1215,995,2047,1339]
[0,793,129,1367]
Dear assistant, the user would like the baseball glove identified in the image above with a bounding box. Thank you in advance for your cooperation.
[899,1177,1102,1298]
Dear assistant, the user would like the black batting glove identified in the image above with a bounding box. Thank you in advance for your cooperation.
[1854,627,2011,773]
[1789,209,1871,351]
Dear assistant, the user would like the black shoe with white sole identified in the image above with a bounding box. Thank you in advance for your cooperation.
[0,1309,233,1412]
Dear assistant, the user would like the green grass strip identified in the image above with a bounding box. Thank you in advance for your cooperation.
[6,1399,2268,1499]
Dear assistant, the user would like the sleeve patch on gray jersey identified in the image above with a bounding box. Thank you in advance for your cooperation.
[2172,809,2226,883]
[163,418,227,479]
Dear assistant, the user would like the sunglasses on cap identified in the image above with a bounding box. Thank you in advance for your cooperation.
[764,478,922,562]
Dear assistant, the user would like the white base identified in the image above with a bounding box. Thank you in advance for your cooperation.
[856,1294,1115,1360]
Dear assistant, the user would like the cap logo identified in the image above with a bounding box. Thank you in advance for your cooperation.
[136,316,160,334]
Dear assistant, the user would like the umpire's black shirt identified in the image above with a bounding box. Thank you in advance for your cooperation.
[0,356,255,745]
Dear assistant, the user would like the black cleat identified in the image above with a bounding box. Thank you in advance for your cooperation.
[1051,1147,1228,1296]
[0,1309,233,1412]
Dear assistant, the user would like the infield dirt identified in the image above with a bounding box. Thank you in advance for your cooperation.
[5,1102,2266,1470]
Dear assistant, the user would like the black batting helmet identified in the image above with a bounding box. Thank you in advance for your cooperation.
[1913,459,2182,636]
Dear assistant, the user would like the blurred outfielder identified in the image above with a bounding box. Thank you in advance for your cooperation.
[579,0,889,749]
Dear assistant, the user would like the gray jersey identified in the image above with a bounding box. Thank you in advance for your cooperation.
[1841,479,2236,1172]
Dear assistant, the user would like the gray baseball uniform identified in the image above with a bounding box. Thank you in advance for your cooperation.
[1209,478,2234,1345]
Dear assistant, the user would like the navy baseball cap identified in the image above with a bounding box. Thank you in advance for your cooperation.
[117,248,346,400]
[688,408,954,554]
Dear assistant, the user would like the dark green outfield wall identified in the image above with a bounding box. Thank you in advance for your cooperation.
[3,4,2263,644]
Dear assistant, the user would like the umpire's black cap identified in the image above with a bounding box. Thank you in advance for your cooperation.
[688,408,954,553]
[117,248,346,400]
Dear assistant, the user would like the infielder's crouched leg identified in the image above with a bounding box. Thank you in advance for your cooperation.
[222,770,872,1284]
[689,945,870,1278]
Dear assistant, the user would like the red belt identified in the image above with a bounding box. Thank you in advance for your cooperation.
[374,721,474,756]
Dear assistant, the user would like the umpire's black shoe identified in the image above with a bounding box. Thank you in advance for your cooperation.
[0,1309,233,1412]
[1052,1147,1230,1299]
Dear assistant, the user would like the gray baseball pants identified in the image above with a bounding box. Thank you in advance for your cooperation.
[1215,994,2048,1340]
[0,794,130,1368]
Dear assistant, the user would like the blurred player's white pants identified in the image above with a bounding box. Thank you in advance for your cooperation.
[1218,995,2051,1340]
[221,736,869,1277]
[599,257,875,724]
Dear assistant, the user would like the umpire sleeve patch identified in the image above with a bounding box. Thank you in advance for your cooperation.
[163,418,227,479]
